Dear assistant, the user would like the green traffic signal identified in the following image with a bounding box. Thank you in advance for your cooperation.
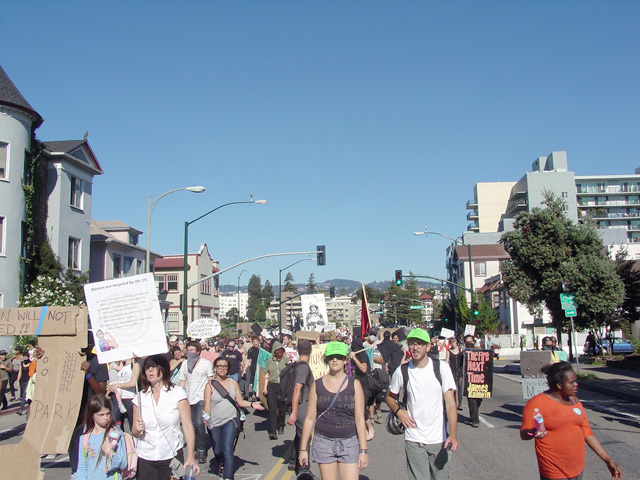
[395,270,402,286]
[472,302,479,316]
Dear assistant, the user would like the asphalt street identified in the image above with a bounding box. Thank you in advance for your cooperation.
[2,360,639,479]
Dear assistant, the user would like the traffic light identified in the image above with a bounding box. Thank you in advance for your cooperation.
[329,286,335,298]
[444,318,449,324]
[380,298,385,305]
[317,245,326,266]
[395,270,403,286]
[473,302,479,316]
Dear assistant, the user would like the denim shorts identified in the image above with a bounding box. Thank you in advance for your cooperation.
[311,433,359,464]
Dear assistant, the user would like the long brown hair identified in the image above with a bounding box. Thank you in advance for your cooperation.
[82,394,116,466]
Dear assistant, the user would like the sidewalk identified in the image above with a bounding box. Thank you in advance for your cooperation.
[575,362,640,403]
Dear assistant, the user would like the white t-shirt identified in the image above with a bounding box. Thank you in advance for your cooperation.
[133,385,188,461]
[389,358,456,445]
[116,363,136,400]
[179,357,214,405]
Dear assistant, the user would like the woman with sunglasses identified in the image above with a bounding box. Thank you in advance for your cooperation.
[299,341,368,480]
[132,355,199,480]
[204,357,264,480]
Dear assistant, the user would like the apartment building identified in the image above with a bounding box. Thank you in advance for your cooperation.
[219,291,248,320]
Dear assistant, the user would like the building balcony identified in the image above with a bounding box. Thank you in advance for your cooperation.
[467,224,479,232]
[466,200,478,209]
[466,211,478,221]
[577,185,640,195]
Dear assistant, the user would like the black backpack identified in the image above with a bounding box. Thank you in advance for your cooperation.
[368,368,390,393]
[279,361,313,407]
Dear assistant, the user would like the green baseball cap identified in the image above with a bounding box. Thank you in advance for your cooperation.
[406,328,430,344]
[324,341,349,357]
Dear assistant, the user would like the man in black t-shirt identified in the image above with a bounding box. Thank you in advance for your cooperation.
[220,340,243,382]
[286,340,313,474]
[243,336,261,400]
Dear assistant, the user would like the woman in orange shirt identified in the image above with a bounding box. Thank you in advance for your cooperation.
[520,361,622,480]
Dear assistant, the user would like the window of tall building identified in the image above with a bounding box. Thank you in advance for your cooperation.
[70,176,83,208]
[68,237,81,270]
[0,142,8,179]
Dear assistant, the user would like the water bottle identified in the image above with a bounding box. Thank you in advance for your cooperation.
[108,423,122,450]
[184,465,196,480]
[533,408,546,435]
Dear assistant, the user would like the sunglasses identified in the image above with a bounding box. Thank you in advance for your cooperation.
[325,354,346,361]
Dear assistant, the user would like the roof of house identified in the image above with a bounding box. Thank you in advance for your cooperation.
[420,293,433,300]
[155,254,220,273]
[454,244,510,261]
[97,220,143,235]
[42,139,104,175]
[90,220,158,257]
[0,65,43,126]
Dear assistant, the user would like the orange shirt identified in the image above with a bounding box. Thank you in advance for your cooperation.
[521,393,594,479]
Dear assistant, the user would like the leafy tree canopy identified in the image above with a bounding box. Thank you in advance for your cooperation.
[500,191,624,338]
[283,272,297,293]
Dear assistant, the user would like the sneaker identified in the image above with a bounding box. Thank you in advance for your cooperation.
[471,422,479,428]
[278,427,285,435]
[288,459,297,471]
[269,433,278,440]
[375,411,382,423]
[197,450,207,464]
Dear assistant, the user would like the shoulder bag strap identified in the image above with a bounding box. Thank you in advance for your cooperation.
[316,375,349,421]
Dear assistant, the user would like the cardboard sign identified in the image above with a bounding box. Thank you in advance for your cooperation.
[520,350,553,399]
[84,273,167,363]
[308,343,329,379]
[464,324,476,337]
[440,327,455,339]
[463,348,493,398]
[0,306,88,480]
[187,318,221,339]
[295,330,321,342]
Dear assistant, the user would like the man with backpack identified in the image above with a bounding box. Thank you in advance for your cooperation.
[386,328,458,480]
[283,339,313,475]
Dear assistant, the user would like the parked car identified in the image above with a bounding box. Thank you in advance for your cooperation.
[600,337,634,355]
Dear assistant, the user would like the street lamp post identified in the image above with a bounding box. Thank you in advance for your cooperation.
[278,257,313,332]
[237,269,247,323]
[414,226,474,301]
[146,186,205,273]
[182,197,267,336]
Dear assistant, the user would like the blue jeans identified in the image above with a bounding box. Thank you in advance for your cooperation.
[190,400,208,453]
[209,419,238,480]
[229,373,239,382]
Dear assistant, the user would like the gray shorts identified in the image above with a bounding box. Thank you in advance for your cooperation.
[311,433,359,464]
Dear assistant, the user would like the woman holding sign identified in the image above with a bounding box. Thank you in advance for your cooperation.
[520,361,623,480]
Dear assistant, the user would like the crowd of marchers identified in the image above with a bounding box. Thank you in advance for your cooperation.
[4,327,623,480]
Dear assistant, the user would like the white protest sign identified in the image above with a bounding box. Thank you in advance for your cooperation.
[301,294,329,331]
[84,273,167,363]
[280,328,292,336]
[440,327,455,339]
[464,324,476,337]
[187,318,221,339]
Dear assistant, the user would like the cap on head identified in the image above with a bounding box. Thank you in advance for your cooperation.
[406,328,430,344]
[0,350,7,355]
[324,341,349,357]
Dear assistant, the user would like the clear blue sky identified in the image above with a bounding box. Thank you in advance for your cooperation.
[3,1,639,289]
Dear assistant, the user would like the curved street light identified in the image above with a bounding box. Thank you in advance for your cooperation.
[146,186,205,272]
[182,196,267,334]
[414,226,474,300]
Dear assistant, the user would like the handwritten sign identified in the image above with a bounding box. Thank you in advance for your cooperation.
[440,327,455,339]
[464,324,476,337]
[84,273,167,363]
[309,343,329,379]
[0,306,88,479]
[187,318,221,339]
[520,350,553,399]
[463,348,493,398]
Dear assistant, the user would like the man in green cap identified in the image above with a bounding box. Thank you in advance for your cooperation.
[386,328,458,480]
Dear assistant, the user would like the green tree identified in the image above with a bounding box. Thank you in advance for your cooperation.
[247,274,264,320]
[306,273,318,293]
[351,285,382,304]
[262,280,274,310]
[404,275,423,325]
[283,272,297,293]
[613,249,640,352]
[454,293,472,328]
[500,191,624,342]
[476,297,500,334]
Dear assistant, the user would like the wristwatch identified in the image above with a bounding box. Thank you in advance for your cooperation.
[360,449,368,454]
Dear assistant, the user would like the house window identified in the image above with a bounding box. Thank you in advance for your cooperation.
[68,237,81,270]
[70,176,83,208]
[136,259,144,275]
[0,217,4,255]
[155,274,166,292]
[124,257,134,276]
[167,274,179,291]
[474,261,486,277]
[200,274,211,295]
[200,308,211,318]
[167,312,180,332]
[113,255,121,278]
[129,233,139,245]
[0,142,7,179]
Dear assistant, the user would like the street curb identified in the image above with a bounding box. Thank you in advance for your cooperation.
[577,381,640,403]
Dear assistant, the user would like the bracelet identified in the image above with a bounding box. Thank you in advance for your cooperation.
[394,407,402,415]
[85,373,92,380]
[299,449,307,452]
[360,449,368,454]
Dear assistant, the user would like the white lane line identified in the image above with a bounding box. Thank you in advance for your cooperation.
[478,415,495,428]
[496,373,521,383]
[41,454,69,468]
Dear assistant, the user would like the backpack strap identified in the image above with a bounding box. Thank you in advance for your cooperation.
[401,363,409,405]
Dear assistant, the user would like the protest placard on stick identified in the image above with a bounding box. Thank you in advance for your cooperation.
[463,348,493,399]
